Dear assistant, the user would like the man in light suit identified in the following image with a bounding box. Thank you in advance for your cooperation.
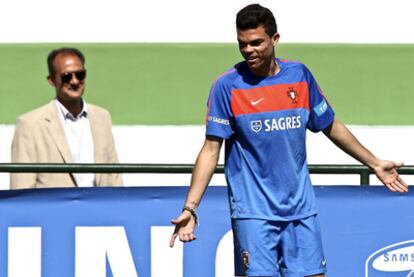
[11,47,122,189]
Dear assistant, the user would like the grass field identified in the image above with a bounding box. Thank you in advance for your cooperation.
[0,43,413,125]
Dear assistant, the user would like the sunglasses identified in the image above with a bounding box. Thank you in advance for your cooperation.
[60,70,87,84]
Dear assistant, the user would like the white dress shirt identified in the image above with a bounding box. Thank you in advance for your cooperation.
[55,99,95,187]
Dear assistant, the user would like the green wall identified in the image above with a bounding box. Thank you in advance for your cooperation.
[0,43,413,125]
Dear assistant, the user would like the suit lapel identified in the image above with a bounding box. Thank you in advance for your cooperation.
[44,101,73,163]
[88,105,102,185]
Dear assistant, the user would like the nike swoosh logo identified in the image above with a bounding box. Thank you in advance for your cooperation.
[251,98,264,105]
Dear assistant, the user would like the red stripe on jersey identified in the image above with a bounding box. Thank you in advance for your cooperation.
[231,82,310,117]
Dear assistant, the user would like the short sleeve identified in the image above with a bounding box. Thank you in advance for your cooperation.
[305,66,335,132]
[205,77,234,139]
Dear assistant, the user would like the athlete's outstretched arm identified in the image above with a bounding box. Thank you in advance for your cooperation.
[322,118,408,193]
[170,136,223,247]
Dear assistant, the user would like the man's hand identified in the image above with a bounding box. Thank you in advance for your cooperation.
[170,211,197,247]
[373,161,408,193]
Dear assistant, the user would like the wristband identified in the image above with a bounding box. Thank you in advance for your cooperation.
[182,206,199,226]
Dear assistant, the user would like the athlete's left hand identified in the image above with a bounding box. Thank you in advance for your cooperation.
[373,160,408,193]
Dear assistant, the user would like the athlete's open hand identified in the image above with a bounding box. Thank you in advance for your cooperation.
[373,160,408,193]
[170,211,197,247]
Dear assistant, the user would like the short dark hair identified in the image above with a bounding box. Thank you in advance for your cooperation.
[236,4,277,37]
[47,47,85,77]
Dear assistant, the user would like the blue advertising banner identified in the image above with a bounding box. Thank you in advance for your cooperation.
[0,186,412,277]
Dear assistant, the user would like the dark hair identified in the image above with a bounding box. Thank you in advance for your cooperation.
[236,4,277,37]
[47,47,85,77]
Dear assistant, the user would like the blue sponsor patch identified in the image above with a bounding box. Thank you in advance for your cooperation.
[208,116,230,125]
[313,99,328,116]
[366,240,414,276]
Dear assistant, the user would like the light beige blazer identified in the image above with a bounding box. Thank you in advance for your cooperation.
[10,101,123,189]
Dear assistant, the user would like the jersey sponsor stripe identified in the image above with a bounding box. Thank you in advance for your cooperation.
[231,82,310,117]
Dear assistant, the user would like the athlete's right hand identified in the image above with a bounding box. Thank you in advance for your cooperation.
[170,211,197,247]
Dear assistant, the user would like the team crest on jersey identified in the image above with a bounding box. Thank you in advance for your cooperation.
[287,87,298,104]
[250,120,262,132]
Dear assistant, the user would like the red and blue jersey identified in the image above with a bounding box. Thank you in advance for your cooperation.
[206,58,334,221]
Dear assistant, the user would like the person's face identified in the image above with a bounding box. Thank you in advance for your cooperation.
[237,25,279,75]
[48,54,86,102]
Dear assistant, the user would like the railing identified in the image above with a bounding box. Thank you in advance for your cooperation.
[1,163,414,185]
